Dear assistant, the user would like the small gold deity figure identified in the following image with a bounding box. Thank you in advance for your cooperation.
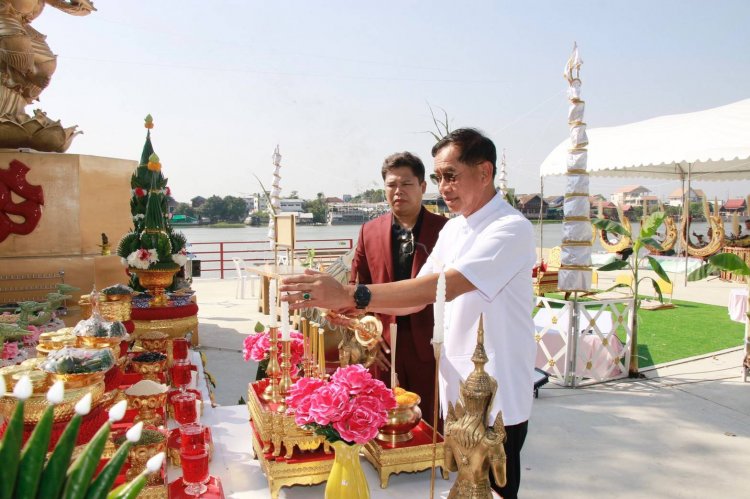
[444,316,507,498]
[324,311,382,368]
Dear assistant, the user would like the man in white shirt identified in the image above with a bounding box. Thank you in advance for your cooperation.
[282,128,536,498]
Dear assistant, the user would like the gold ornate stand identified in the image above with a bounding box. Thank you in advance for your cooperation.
[363,420,448,488]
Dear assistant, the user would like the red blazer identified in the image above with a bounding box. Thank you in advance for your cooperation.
[350,208,448,363]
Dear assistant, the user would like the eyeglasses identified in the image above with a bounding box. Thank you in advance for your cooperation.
[429,171,463,186]
[397,230,414,256]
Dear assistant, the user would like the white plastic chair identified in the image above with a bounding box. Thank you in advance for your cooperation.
[232,257,258,299]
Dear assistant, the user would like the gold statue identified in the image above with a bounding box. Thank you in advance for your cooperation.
[98,232,110,255]
[444,316,507,498]
[322,310,382,369]
[0,0,96,152]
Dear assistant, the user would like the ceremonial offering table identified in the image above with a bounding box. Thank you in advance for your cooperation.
[208,404,457,498]
[131,302,200,346]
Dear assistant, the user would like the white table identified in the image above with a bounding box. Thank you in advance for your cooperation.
[728,288,748,323]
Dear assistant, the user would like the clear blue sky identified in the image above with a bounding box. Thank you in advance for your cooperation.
[35,0,750,202]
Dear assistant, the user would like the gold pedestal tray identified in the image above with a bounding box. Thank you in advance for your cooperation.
[247,379,330,459]
[363,420,449,488]
[251,420,334,499]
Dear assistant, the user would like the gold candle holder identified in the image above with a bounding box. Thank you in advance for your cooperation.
[318,326,326,379]
[276,340,293,413]
[262,327,281,402]
[310,322,318,377]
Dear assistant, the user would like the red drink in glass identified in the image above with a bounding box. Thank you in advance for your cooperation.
[181,446,209,496]
[180,423,206,455]
[172,338,189,361]
[173,392,198,425]
[171,360,192,389]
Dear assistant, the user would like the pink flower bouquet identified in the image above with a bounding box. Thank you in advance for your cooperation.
[243,330,304,378]
[285,364,397,444]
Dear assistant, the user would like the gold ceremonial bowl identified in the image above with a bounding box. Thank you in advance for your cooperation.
[48,371,106,390]
[127,438,167,485]
[77,338,123,359]
[13,369,48,393]
[139,332,169,352]
[377,396,422,444]
[130,358,168,381]
[78,295,132,322]
[38,328,76,349]
[126,391,168,427]
[0,380,105,423]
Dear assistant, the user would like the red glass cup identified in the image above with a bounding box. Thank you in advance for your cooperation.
[172,338,189,361]
[171,360,192,390]
[181,445,209,496]
[173,391,198,426]
[179,423,206,455]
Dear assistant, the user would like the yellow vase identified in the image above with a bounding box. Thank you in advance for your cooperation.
[325,441,370,499]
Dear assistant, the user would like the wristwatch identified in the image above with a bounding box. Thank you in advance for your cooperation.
[354,284,372,310]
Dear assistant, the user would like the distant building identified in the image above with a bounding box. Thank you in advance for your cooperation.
[422,192,447,214]
[279,198,304,213]
[721,198,746,214]
[667,187,705,207]
[191,196,206,208]
[516,193,547,218]
[342,194,352,202]
[610,185,652,206]
[326,197,344,204]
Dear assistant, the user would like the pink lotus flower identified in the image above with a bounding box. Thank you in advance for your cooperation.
[285,363,397,445]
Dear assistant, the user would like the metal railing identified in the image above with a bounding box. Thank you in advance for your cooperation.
[189,238,353,279]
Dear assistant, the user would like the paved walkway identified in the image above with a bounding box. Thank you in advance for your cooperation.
[191,276,750,498]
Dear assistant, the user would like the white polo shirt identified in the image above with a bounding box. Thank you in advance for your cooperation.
[418,192,536,426]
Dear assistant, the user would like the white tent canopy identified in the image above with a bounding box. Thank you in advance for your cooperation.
[540,98,750,180]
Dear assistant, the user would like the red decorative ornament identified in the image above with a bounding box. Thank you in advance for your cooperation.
[0,159,44,243]
[134,187,146,197]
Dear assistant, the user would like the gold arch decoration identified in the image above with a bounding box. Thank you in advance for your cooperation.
[679,215,725,258]
[599,213,633,253]
[643,216,678,254]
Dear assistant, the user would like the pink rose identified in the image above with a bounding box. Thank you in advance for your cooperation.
[286,377,326,425]
[23,325,42,346]
[242,333,261,362]
[363,380,397,411]
[134,187,146,198]
[331,364,374,395]
[333,395,388,443]
[308,383,352,426]
[250,334,271,362]
[2,341,19,360]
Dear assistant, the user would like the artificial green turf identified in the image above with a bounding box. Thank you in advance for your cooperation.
[541,295,744,368]
[634,298,744,367]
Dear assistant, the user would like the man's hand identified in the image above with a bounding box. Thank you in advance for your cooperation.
[371,337,391,372]
[281,269,353,311]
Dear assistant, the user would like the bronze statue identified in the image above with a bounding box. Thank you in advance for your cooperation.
[444,316,507,498]
[0,0,96,152]
[322,310,382,369]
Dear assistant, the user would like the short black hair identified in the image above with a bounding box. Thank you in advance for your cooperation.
[431,128,497,177]
[381,151,425,183]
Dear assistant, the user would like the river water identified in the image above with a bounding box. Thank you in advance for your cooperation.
[181,220,712,277]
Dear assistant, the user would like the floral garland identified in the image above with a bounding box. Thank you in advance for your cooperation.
[171,247,189,267]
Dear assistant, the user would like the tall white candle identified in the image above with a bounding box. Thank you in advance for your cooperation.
[433,270,446,343]
[269,279,278,327]
[280,298,290,340]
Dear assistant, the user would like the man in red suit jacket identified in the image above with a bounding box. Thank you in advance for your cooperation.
[350,151,447,426]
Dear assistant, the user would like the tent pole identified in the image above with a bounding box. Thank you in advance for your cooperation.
[684,163,692,285]
[540,177,544,262]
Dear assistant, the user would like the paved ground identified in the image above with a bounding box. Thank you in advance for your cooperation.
[191,275,750,498]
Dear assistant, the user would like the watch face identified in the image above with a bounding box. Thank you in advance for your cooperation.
[355,284,371,308]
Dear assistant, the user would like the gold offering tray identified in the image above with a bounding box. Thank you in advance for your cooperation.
[251,420,333,499]
[363,420,448,488]
[0,381,106,423]
[247,379,330,459]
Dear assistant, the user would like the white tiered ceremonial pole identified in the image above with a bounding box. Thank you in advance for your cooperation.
[558,43,592,294]
[267,145,282,251]
[429,269,446,499]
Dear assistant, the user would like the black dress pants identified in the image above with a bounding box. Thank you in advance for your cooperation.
[490,420,528,498]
